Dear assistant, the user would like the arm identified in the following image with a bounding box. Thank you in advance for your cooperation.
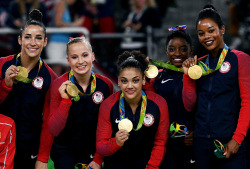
[96,100,122,156]
[182,74,197,112]
[146,97,169,169]
[232,51,250,144]
[36,71,57,166]
[0,120,16,169]
[0,79,12,105]
[48,80,72,137]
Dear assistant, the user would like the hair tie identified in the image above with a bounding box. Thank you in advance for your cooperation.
[69,37,73,40]
[168,25,187,32]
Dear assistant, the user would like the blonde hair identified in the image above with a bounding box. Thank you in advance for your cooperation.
[130,0,156,11]
[66,37,92,56]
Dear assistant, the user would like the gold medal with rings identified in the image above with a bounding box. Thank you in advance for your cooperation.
[15,66,28,81]
[92,91,104,104]
[32,77,44,89]
[188,65,202,80]
[145,65,158,78]
[118,118,133,132]
[66,83,78,97]
[143,113,155,127]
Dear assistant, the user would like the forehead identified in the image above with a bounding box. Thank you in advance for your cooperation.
[198,18,218,29]
[168,37,189,46]
[22,25,44,35]
[119,67,142,78]
[68,42,90,53]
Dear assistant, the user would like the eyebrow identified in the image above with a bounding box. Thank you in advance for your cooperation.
[24,34,43,36]
[120,76,140,79]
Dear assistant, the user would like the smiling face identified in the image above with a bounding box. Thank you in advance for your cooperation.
[18,25,47,59]
[67,42,95,76]
[118,67,145,103]
[197,18,225,56]
[166,37,192,67]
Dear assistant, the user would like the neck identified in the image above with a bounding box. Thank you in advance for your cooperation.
[210,42,225,57]
[126,92,142,114]
[73,70,92,90]
[20,53,40,72]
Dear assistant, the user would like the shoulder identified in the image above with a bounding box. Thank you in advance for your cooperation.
[146,90,166,104]
[43,62,58,80]
[52,73,68,87]
[101,91,120,108]
[230,49,249,58]
[0,114,15,127]
[95,73,113,86]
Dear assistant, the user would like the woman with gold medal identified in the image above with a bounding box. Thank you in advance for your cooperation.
[96,50,169,169]
[143,26,196,169]
[0,9,57,169]
[182,4,250,169]
[48,36,114,169]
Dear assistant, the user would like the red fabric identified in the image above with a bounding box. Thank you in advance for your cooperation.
[96,91,169,168]
[146,91,169,169]
[95,74,114,94]
[0,114,16,169]
[48,73,72,137]
[37,63,57,163]
[231,50,250,144]
[82,16,115,33]
[92,152,104,166]
[0,55,14,105]
[96,93,122,156]
[182,74,197,112]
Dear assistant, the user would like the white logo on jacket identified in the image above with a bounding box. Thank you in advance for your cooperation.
[219,61,231,73]
[92,91,104,104]
[32,77,44,89]
[143,113,155,126]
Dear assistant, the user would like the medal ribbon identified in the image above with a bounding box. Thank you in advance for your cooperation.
[119,90,147,131]
[198,44,229,75]
[214,139,225,153]
[68,70,96,101]
[15,53,43,83]
[150,59,183,72]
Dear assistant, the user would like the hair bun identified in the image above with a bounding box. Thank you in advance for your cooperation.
[29,9,43,22]
[203,4,217,11]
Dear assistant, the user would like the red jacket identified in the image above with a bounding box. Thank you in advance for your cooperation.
[0,114,16,169]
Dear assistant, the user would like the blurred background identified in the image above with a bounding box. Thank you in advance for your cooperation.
[0,0,249,85]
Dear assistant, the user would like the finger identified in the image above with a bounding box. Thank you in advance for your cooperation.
[194,55,197,65]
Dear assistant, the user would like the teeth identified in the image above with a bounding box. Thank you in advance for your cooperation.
[29,48,37,51]
[205,41,213,45]
[174,58,182,61]
[77,66,86,68]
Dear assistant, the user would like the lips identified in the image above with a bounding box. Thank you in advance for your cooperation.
[126,90,135,95]
[77,65,86,70]
[204,40,214,46]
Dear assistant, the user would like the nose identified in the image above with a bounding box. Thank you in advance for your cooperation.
[78,56,84,63]
[127,81,133,88]
[30,38,36,45]
[174,49,181,56]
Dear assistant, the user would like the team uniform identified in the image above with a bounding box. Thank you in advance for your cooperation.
[0,54,57,168]
[144,69,195,169]
[0,114,16,169]
[183,49,250,169]
[96,91,169,169]
[48,72,114,169]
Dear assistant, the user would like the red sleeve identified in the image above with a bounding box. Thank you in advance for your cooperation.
[37,68,58,162]
[48,76,72,137]
[0,56,14,105]
[96,94,122,156]
[92,152,103,166]
[182,74,197,112]
[146,92,169,169]
[0,117,16,169]
[143,78,155,92]
[232,51,250,144]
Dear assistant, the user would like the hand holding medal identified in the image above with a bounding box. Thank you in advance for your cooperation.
[66,83,79,98]
[116,120,131,146]
[15,66,28,81]
[144,64,158,78]
[182,55,202,80]
[118,118,133,132]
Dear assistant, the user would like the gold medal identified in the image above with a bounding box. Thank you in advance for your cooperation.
[15,66,28,81]
[188,65,203,80]
[144,65,158,78]
[66,83,78,97]
[118,119,133,132]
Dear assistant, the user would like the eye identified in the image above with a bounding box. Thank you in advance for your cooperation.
[71,55,77,59]
[36,37,43,40]
[167,47,175,52]
[121,79,127,84]
[198,32,204,36]
[133,79,140,83]
[83,53,88,57]
[209,29,214,33]
[24,36,30,39]
[180,47,188,52]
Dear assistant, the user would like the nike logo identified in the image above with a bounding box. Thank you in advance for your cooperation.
[190,159,195,164]
[161,79,173,84]
[31,155,38,159]
[90,154,94,159]
[115,119,120,124]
